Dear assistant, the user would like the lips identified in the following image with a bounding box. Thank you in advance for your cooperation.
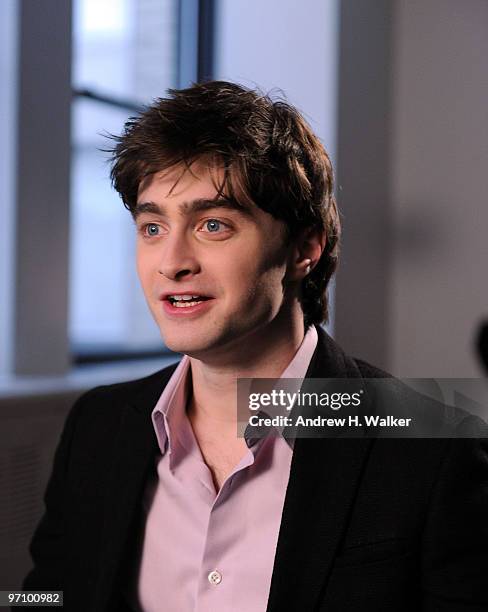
[159,291,215,316]
[161,291,213,303]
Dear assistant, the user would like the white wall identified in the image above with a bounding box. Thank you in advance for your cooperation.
[214,0,338,159]
[390,0,488,376]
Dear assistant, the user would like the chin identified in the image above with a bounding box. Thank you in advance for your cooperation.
[160,335,198,355]
[161,323,251,360]
[159,327,217,356]
[156,307,272,358]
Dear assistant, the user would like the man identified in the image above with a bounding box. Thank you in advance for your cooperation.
[23,81,488,611]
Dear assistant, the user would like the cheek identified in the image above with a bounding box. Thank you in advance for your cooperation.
[252,241,290,307]
[224,252,287,310]
[255,267,287,305]
[136,248,158,293]
[136,255,147,287]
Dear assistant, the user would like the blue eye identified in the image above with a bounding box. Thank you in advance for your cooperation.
[146,223,160,236]
[205,219,221,232]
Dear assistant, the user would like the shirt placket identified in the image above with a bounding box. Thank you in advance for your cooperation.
[194,449,256,612]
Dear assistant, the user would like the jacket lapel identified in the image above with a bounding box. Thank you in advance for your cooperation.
[93,363,178,612]
[266,328,374,612]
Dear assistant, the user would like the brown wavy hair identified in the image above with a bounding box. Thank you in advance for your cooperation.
[109,81,340,326]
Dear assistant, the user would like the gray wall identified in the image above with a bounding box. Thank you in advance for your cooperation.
[335,0,488,377]
[335,0,394,370]
[14,0,72,376]
[390,0,488,377]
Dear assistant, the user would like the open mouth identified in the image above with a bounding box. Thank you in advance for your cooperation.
[166,294,211,308]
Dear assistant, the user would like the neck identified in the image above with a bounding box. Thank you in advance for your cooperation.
[188,308,306,429]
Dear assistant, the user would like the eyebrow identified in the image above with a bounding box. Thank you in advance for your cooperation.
[132,198,253,220]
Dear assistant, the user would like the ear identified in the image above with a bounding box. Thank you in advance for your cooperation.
[288,226,326,281]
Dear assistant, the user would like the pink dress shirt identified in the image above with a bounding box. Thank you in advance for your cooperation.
[133,326,318,612]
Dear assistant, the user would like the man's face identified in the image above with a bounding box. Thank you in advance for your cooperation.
[135,160,297,359]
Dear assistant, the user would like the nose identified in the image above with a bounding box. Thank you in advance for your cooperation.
[157,231,201,280]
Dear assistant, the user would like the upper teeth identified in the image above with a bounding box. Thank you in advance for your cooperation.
[170,295,201,301]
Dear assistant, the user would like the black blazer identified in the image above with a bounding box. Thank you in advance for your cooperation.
[23,328,488,611]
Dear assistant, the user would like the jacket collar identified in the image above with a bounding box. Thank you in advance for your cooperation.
[307,325,363,379]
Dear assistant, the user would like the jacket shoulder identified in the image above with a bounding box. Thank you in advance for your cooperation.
[72,359,180,422]
[82,360,179,400]
[352,356,488,437]
[352,357,392,379]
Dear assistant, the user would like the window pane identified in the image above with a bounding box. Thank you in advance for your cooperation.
[70,0,179,355]
[72,0,178,103]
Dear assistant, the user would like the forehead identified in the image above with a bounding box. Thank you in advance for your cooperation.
[137,161,225,204]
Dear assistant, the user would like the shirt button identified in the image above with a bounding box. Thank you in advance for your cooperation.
[208,570,222,585]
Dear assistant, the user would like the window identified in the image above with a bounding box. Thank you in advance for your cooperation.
[70,0,179,360]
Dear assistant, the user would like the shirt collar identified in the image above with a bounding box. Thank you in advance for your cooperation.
[151,356,191,455]
[151,325,319,454]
